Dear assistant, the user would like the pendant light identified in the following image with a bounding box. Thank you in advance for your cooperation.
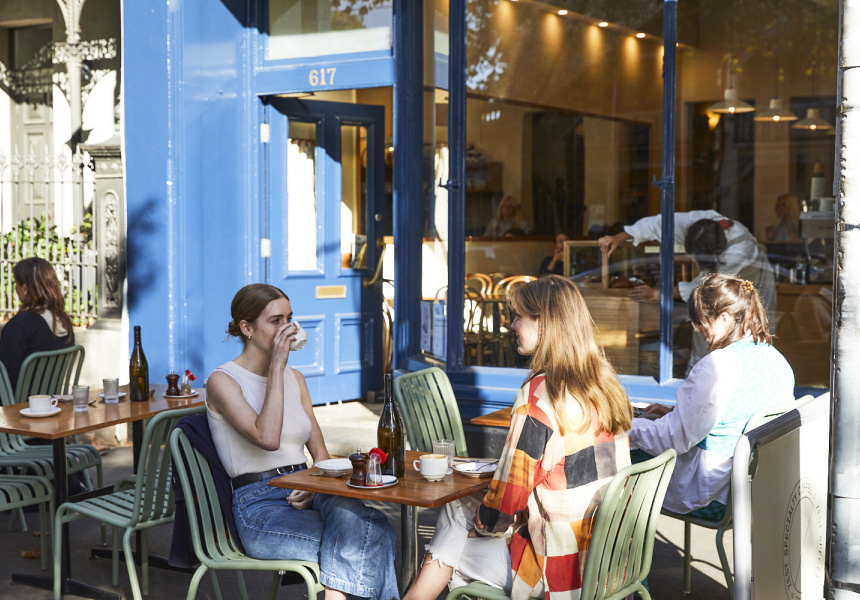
[754,8,797,122]
[709,2,754,114]
[792,3,833,130]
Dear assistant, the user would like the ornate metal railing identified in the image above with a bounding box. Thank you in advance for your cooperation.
[0,148,99,325]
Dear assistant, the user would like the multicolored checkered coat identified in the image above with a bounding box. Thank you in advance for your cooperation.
[478,374,630,600]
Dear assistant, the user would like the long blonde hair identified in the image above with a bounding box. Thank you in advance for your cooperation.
[508,275,632,435]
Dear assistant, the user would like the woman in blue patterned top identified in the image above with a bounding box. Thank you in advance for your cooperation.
[629,273,795,519]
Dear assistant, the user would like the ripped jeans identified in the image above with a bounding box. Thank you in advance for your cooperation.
[232,475,399,600]
[425,495,515,592]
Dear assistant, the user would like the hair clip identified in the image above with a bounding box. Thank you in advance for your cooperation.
[742,280,754,293]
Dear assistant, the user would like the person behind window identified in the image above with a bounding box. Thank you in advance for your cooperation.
[484,195,532,238]
[0,257,75,391]
[598,210,776,371]
[206,284,399,600]
[765,193,801,242]
[629,273,795,520]
[538,232,570,276]
[403,275,632,600]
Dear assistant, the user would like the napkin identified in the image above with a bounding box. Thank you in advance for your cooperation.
[291,321,308,351]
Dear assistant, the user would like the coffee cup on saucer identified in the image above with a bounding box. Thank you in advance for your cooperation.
[29,395,58,414]
[413,454,449,481]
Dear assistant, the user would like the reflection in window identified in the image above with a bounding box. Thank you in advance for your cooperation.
[269,0,393,60]
[288,122,318,271]
[426,0,838,384]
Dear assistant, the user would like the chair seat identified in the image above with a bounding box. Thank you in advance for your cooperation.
[58,488,173,530]
[0,474,53,509]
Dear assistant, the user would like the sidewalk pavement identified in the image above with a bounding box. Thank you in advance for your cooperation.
[0,400,732,599]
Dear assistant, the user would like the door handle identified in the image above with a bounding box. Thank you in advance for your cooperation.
[362,241,386,288]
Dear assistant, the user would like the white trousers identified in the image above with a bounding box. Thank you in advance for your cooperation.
[425,495,513,592]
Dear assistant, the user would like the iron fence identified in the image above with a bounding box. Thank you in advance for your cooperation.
[0,148,98,325]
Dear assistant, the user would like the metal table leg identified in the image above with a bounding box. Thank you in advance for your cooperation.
[399,504,418,593]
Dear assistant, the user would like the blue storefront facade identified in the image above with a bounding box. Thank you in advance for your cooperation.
[123,0,836,413]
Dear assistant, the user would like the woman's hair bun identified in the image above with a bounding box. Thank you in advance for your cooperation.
[227,319,242,338]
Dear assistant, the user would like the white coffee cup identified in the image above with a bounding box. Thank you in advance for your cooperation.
[29,395,58,414]
[290,322,308,351]
[413,454,449,481]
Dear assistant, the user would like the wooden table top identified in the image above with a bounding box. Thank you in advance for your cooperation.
[269,450,491,508]
[470,407,512,428]
[0,383,206,439]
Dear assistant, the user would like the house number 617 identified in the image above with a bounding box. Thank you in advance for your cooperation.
[309,68,336,86]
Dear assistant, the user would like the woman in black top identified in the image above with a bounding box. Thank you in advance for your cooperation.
[538,232,569,276]
[0,257,74,391]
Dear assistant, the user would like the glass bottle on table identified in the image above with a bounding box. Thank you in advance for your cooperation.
[129,326,150,402]
[377,373,405,478]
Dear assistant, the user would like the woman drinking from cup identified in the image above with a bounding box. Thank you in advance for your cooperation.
[206,284,399,600]
[404,275,632,600]
[0,257,75,391]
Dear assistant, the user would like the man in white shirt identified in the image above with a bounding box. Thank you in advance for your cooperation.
[598,210,776,371]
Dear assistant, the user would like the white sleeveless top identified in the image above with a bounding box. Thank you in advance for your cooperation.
[206,360,312,478]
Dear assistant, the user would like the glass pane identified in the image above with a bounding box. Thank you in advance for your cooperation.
[288,121,319,271]
[448,0,837,384]
[269,0,393,60]
[341,124,368,269]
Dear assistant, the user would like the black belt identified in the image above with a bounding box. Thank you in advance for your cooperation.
[231,463,307,491]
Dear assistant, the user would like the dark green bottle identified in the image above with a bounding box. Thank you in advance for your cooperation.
[129,326,150,402]
[377,374,405,477]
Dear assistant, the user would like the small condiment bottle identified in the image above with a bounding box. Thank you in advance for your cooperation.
[349,448,369,487]
[165,372,181,397]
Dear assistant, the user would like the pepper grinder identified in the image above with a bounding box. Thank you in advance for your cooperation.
[349,448,369,487]
[165,372,181,397]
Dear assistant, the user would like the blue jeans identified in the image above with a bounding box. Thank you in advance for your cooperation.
[233,474,399,600]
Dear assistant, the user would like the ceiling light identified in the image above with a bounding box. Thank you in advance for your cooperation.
[707,88,755,114]
[753,98,797,122]
[558,9,568,16]
[598,21,609,28]
[636,32,646,39]
[792,108,833,131]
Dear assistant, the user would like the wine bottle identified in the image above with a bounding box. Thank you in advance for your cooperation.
[129,326,150,402]
[377,373,405,478]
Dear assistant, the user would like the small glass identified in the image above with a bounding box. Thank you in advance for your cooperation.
[433,439,455,474]
[103,378,120,404]
[73,385,90,412]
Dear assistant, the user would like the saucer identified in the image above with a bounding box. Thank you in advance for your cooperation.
[20,407,61,418]
[163,391,199,399]
[98,392,127,399]
[315,458,352,475]
[454,462,497,478]
[346,475,398,489]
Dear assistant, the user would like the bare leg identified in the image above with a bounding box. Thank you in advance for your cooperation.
[324,587,348,600]
[403,554,454,600]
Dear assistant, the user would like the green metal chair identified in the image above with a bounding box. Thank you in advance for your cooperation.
[169,427,325,600]
[660,395,814,599]
[53,406,205,600]
[0,474,55,570]
[445,449,677,600]
[0,357,102,534]
[14,345,86,404]
[393,367,468,457]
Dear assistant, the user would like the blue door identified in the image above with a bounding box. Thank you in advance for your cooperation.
[265,98,385,404]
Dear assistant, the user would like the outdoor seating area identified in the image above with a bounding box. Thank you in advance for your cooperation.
[0,392,741,600]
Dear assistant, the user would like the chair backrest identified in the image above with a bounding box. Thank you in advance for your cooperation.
[493,275,536,298]
[743,395,814,434]
[393,367,468,457]
[580,449,677,600]
[465,273,493,297]
[129,406,204,526]
[170,427,247,565]
[15,345,85,404]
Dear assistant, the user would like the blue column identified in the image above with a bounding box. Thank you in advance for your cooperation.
[393,0,424,369]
